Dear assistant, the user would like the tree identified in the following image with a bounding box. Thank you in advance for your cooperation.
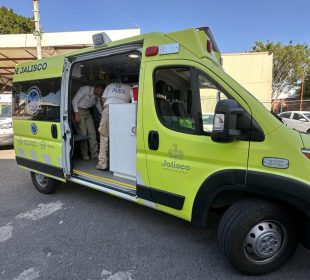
[251,41,310,98]
[297,73,310,98]
[0,6,34,34]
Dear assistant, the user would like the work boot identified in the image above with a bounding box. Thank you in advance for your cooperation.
[96,164,108,171]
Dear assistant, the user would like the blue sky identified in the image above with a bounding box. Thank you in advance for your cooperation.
[0,0,309,53]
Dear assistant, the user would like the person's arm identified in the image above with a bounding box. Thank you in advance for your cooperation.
[101,85,108,107]
[72,87,86,123]
[74,112,81,124]
[95,97,103,115]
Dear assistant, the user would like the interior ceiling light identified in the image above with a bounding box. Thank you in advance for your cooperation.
[127,52,141,59]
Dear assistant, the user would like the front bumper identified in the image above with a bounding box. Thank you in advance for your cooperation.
[0,133,13,146]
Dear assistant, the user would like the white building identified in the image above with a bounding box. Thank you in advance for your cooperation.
[222,52,273,110]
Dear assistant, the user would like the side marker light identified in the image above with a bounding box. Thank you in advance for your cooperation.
[145,46,159,57]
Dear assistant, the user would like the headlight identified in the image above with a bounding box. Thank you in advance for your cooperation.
[0,122,12,129]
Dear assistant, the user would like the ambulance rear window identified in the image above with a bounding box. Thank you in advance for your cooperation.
[12,78,61,122]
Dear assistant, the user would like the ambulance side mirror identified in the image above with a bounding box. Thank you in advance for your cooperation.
[211,99,243,142]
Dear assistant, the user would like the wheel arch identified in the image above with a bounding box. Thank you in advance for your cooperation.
[191,169,247,227]
[191,170,310,228]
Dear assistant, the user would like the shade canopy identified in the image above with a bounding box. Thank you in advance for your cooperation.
[0,29,140,88]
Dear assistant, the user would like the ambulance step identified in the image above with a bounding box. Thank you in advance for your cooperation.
[72,169,136,196]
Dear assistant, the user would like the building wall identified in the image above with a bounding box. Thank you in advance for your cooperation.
[222,52,273,110]
[0,29,141,48]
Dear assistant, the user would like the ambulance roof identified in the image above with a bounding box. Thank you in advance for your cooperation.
[13,27,221,83]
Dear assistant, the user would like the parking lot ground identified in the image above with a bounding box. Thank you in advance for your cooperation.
[1,146,310,280]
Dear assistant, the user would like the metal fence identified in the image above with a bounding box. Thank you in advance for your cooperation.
[271,99,310,114]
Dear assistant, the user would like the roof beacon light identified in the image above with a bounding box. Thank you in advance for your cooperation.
[145,46,159,57]
[92,32,111,48]
[207,39,213,53]
[197,26,220,54]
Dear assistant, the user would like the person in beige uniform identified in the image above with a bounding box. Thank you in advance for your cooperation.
[97,82,131,170]
[72,84,105,160]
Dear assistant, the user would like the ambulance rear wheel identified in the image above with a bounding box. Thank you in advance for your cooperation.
[31,171,60,194]
[218,198,297,275]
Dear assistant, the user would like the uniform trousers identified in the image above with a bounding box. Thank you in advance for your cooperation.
[98,106,109,168]
[76,108,98,157]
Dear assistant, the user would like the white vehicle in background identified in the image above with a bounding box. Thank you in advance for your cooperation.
[0,93,13,146]
[202,112,214,132]
[278,111,310,133]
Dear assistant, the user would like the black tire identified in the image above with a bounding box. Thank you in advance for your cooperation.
[218,198,297,275]
[307,129,310,134]
[30,171,60,194]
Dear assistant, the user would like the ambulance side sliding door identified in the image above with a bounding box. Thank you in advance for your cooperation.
[12,78,65,181]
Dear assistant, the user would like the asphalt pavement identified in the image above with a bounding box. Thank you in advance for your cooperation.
[1,146,310,280]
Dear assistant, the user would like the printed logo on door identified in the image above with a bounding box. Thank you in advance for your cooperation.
[26,86,41,115]
[161,144,191,173]
[31,123,38,135]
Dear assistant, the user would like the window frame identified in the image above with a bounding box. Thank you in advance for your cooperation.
[152,66,202,136]
[152,65,263,141]
[293,113,303,120]
[12,77,62,122]
[279,112,291,119]
[152,66,237,136]
[196,69,237,136]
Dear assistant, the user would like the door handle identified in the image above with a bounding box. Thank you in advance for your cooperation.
[51,124,58,139]
[148,130,159,150]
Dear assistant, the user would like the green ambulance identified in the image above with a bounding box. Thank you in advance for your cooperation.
[12,27,310,275]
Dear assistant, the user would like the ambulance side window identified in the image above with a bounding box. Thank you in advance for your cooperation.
[198,73,229,133]
[154,67,199,134]
[12,78,61,122]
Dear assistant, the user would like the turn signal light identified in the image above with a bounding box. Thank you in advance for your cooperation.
[145,46,159,57]
[301,149,310,159]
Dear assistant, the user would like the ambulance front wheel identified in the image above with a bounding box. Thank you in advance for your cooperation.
[218,198,297,275]
[31,171,60,194]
